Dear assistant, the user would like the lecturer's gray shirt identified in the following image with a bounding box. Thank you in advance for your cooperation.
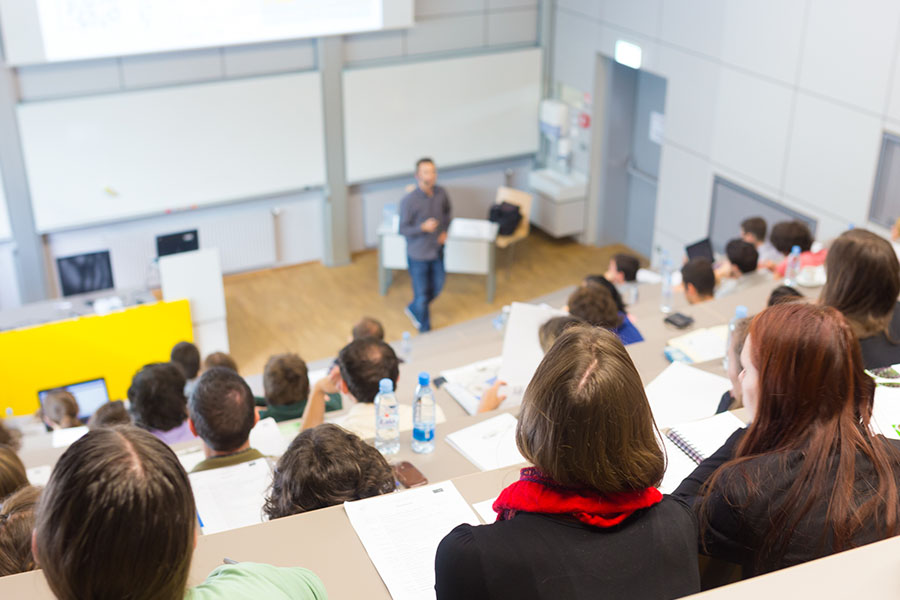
[398,186,452,261]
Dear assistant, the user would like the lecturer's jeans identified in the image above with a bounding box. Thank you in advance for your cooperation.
[407,254,445,332]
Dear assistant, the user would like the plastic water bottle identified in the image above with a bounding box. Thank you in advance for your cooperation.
[624,281,639,306]
[492,305,511,331]
[374,378,399,456]
[400,331,412,362]
[412,372,436,454]
[659,250,674,314]
[784,245,802,287]
[723,305,748,370]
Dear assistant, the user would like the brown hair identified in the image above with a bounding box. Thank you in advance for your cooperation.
[264,353,310,407]
[516,325,664,492]
[87,401,132,430]
[0,446,27,501]
[681,257,716,298]
[741,217,767,242]
[567,284,623,328]
[729,317,752,370]
[613,253,640,281]
[0,421,21,453]
[701,303,900,566]
[203,351,238,373]
[42,390,80,429]
[538,315,585,354]
[770,220,813,255]
[35,427,196,600]
[351,317,385,341]
[820,228,900,338]
[264,424,395,519]
[768,285,804,306]
[128,363,187,432]
[0,485,41,577]
[170,341,200,380]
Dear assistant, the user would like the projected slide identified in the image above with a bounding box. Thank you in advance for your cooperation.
[34,0,383,61]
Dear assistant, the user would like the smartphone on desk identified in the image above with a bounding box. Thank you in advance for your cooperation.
[394,461,428,489]
[664,312,694,329]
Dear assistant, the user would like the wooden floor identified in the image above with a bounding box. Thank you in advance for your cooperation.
[223,229,632,375]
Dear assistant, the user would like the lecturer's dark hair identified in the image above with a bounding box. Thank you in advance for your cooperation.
[34,427,195,600]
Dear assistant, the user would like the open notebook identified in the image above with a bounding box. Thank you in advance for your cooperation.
[665,325,728,364]
[665,411,745,465]
[644,362,732,429]
[445,413,526,472]
[440,355,503,415]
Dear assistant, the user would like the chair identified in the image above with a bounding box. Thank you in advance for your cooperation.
[493,186,533,275]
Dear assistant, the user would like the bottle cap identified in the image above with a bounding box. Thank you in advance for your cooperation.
[418,372,430,386]
[735,305,748,319]
[378,378,393,394]
[402,331,410,340]
[791,245,801,254]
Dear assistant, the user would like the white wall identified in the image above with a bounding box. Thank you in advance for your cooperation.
[553,0,900,259]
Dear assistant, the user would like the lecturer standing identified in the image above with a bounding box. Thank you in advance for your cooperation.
[399,157,452,333]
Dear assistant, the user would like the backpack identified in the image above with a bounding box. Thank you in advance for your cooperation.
[488,202,522,236]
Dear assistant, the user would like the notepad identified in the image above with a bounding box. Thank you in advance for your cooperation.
[440,356,503,415]
[666,325,729,363]
[471,497,498,524]
[871,385,900,439]
[445,413,526,472]
[249,417,289,457]
[658,437,699,494]
[644,362,731,429]
[665,412,745,465]
[344,482,480,600]
[189,459,273,535]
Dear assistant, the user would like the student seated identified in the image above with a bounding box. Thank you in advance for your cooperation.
[604,252,640,285]
[0,421,20,453]
[538,315,585,354]
[567,283,643,345]
[770,220,826,277]
[171,341,201,396]
[351,316,385,341]
[189,367,264,473]
[681,257,715,304]
[674,303,900,577]
[202,351,239,373]
[740,216,782,266]
[129,363,196,445]
[717,316,751,413]
[0,446,27,501]
[40,390,81,430]
[767,284,803,306]
[0,485,40,577]
[715,239,769,298]
[581,275,626,313]
[435,326,701,600]
[301,338,445,438]
[261,353,342,422]
[820,228,900,369]
[264,424,394,519]
[87,400,132,430]
[33,426,327,599]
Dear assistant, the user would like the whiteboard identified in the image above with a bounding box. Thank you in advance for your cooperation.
[0,168,10,240]
[343,48,542,184]
[17,72,326,232]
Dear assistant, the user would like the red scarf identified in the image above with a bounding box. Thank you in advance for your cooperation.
[492,467,662,528]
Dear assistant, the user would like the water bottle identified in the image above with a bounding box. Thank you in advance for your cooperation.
[723,305,748,370]
[492,305,511,331]
[374,378,399,456]
[784,245,802,287]
[412,372,436,454]
[624,281,639,306]
[400,331,412,362]
[659,250,674,314]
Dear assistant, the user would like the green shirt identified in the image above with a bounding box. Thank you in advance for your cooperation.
[185,563,327,600]
[259,395,343,423]
[191,447,266,473]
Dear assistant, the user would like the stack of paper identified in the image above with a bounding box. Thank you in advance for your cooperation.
[666,325,729,363]
[665,411,745,464]
[440,356,503,415]
[189,459,273,535]
[644,362,731,428]
[445,413,526,471]
[344,482,480,600]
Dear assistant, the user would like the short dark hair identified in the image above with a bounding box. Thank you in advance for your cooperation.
[128,363,188,432]
[263,353,309,408]
[264,424,394,519]
[88,401,132,430]
[203,352,238,373]
[567,284,623,328]
[741,217,767,242]
[0,485,40,577]
[613,253,640,281]
[539,315,585,354]
[770,221,813,254]
[0,446,26,501]
[189,367,256,453]
[337,338,399,404]
[725,238,759,274]
[170,341,200,380]
[415,157,434,171]
[682,258,716,298]
[351,317,385,341]
[582,275,626,313]
[768,285,804,306]
[35,427,195,600]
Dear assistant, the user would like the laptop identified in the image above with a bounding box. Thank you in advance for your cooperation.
[38,378,110,421]
[685,238,714,262]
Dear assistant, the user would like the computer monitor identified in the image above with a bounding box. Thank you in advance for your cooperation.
[156,229,199,257]
[685,238,714,262]
[38,378,110,421]
[56,251,114,297]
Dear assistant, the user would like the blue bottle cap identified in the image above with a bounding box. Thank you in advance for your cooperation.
[418,372,430,386]
[402,331,411,340]
[735,305,748,319]
[791,245,801,254]
[378,378,393,394]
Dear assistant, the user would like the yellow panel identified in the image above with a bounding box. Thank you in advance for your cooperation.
[0,300,192,416]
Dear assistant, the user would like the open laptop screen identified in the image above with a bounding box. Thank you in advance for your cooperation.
[38,378,110,421]
[686,238,714,262]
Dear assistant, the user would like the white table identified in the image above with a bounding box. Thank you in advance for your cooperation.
[378,218,499,302]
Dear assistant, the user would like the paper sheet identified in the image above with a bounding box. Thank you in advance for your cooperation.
[249,417,289,457]
[666,325,729,363]
[658,437,698,494]
[50,425,88,448]
[872,385,900,439]
[472,497,498,524]
[176,447,206,473]
[189,458,273,535]
[26,465,53,487]
[644,362,731,429]
[440,356,503,415]
[344,482,479,600]
[445,413,526,472]
[497,302,568,407]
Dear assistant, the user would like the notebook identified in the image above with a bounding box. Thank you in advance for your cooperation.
[445,413,526,472]
[189,459,273,535]
[665,412,745,465]
[440,356,503,415]
[644,362,732,429]
[666,325,729,363]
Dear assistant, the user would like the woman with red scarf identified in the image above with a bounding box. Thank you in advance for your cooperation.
[434,326,701,600]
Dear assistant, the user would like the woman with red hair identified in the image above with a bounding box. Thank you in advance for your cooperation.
[675,302,900,577]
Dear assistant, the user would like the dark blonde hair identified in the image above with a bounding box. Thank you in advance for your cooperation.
[538,315,585,354]
[0,446,27,501]
[820,229,900,338]
[567,284,623,328]
[516,325,664,492]
[35,427,196,600]
[42,390,80,429]
[0,485,41,577]
[87,401,132,430]
[203,351,238,373]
